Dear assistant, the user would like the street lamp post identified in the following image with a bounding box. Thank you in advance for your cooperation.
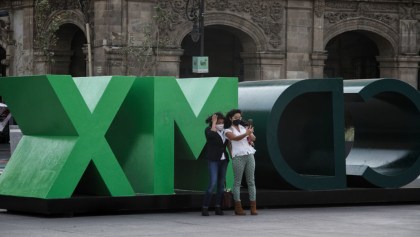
[186,0,204,56]
[186,0,208,75]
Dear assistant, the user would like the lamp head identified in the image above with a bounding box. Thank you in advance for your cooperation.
[190,21,200,43]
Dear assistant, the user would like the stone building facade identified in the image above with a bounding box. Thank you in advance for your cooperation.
[1,0,420,88]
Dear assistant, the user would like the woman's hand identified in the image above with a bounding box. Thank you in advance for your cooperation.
[246,125,254,135]
[247,126,256,142]
[210,114,218,131]
[211,114,218,124]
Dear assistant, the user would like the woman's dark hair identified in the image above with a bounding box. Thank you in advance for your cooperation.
[225,109,242,128]
[205,112,225,127]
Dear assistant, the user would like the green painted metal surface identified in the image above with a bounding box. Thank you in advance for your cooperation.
[239,78,420,190]
[107,76,237,194]
[238,79,346,190]
[0,75,237,198]
[0,75,136,198]
[343,79,420,188]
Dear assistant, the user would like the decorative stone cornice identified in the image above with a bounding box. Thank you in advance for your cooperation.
[399,3,417,20]
[324,1,400,30]
[158,0,284,49]
[49,0,81,11]
[155,0,185,47]
[49,0,93,23]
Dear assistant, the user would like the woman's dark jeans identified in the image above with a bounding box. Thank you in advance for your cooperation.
[202,159,228,208]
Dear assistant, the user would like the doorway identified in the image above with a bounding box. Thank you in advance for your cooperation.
[180,27,244,81]
[51,24,87,77]
[324,31,380,79]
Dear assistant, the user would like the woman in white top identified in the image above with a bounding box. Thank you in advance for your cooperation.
[225,109,257,215]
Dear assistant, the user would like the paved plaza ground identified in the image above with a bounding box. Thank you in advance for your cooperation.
[0,204,419,237]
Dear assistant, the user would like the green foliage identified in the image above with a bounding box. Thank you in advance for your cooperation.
[34,0,60,63]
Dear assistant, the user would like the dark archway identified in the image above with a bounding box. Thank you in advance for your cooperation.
[69,29,87,77]
[0,46,5,77]
[51,23,87,77]
[180,27,244,81]
[324,31,380,79]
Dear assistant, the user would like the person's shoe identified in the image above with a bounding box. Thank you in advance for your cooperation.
[250,201,258,215]
[215,206,224,215]
[201,207,209,216]
[234,201,246,215]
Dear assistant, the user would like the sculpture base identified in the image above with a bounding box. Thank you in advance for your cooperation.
[1,188,420,216]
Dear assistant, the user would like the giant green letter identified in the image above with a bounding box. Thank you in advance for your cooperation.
[239,79,346,190]
[0,75,136,198]
[344,79,420,188]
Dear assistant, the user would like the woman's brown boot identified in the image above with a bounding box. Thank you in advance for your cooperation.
[234,201,246,215]
[250,201,258,215]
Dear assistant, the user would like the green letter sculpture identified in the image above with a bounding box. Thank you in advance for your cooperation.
[238,79,346,190]
[0,75,238,198]
[344,79,420,188]
[0,75,136,198]
[2,75,419,202]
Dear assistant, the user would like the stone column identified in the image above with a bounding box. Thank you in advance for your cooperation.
[286,0,312,79]
[12,1,35,76]
[93,0,108,75]
[33,52,49,75]
[93,0,123,76]
[311,0,326,78]
[155,48,184,77]
[376,56,398,79]
[378,55,420,89]
[311,51,328,78]
[241,52,285,81]
[399,20,417,54]
[397,55,420,89]
[106,48,124,75]
[397,19,419,89]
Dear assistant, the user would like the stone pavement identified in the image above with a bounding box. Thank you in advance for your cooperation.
[0,205,419,237]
